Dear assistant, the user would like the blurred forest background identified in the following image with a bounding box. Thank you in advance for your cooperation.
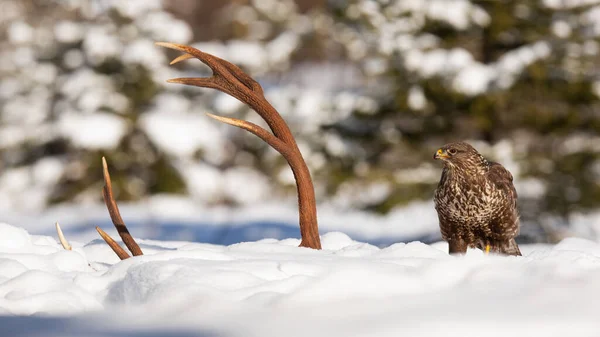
[1,0,600,243]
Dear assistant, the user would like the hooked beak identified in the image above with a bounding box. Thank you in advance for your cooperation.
[433,148,449,160]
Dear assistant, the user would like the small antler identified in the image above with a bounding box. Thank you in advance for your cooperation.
[55,222,72,250]
[97,157,143,259]
[156,42,322,249]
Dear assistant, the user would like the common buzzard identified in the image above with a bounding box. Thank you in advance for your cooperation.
[433,142,521,256]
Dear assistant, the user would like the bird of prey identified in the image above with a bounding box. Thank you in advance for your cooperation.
[433,141,521,256]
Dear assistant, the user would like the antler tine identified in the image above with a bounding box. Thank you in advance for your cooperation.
[158,42,322,249]
[157,42,298,150]
[55,222,72,251]
[206,113,292,157]
[96,226,131,260]
[169,53,194,65]
[155,42,262,95]
[205,113,321,188]
[166,77,229,94]
[101,157,143,257]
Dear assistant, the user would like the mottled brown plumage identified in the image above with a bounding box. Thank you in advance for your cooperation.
[433,142,521,256]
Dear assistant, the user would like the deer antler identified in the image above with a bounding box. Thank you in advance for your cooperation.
[96,157,143,259]
[55,222,72,250]
[156,42,322,249]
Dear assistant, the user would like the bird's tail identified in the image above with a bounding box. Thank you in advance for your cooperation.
[500,238,521,256]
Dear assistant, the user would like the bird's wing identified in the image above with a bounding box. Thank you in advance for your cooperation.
[486,161,517,206]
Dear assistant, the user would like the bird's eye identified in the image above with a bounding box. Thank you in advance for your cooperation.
[448,149,457,155]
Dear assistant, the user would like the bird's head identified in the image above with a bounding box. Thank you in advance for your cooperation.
[434,142,485,169]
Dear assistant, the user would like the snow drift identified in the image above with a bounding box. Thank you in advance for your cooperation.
[0,222,599,336]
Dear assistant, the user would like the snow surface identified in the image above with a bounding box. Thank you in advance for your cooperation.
[1,222,600,337]
[1,197,441,248]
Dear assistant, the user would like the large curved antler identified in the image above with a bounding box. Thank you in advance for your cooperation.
[156,42,321,249]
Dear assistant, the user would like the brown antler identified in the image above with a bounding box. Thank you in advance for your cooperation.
[97,157,143,259]
[96,226,131,260]
[156,42,322,249]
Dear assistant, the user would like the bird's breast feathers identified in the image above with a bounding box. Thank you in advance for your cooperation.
[435,169,507,225]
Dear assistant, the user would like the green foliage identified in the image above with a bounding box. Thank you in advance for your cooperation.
[5,0,600,241]
[322,0,600,239]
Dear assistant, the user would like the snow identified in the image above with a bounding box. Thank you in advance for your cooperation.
[428,0,471,30]
[83,27,123,65]
[62,49,85,69]
[140,111,226,159]
[137,12,193,44]
[11,47,35,67]
[407,85,427,110]
[0,161,64,213]
[59,112,127,150]
[552,20,572,38]
[543,0,600,9]
[28,63,58,85]
[213,93,245,115]
[122,39,168,68]
[223,167,272,204]
[54,20,84,44]
[404,40,554,96]
[452,64,495,95]
[59,68,113,100]
[228,40,269,70]
[267,32,300,65]
[178,162,220,191]
[3,1,600,333]
[0,196,439,248]
[113,0,163,19]
[7,21,34,44]
[0,221,600,336]
[583,6,600,36]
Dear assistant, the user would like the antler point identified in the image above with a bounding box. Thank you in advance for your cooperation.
[170,53,194,65]
[102,157,110,184]
[55,221,72,251]
[205,113,231,124]
[155,41,174,48]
